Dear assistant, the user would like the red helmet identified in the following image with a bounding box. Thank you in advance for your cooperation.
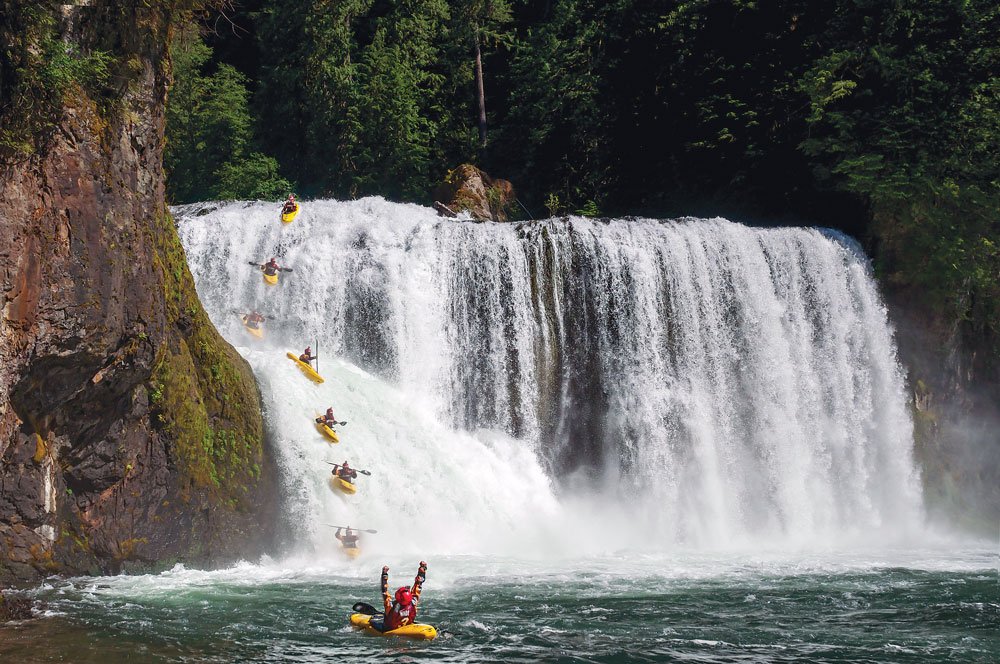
[395,587,412,605]
[342,461,350,467]
[305,346,311,352]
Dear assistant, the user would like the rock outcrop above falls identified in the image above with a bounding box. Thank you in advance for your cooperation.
[433,164,516,222]
[0,3,278,581]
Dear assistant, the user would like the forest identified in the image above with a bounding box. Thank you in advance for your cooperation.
[167,0,998,360]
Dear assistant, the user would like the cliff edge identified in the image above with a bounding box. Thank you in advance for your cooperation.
[0,2,278,581]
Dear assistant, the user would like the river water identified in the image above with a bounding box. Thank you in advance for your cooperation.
[3,547,997,662]
[2,200,996,661]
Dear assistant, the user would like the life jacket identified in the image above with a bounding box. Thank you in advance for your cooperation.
[384,601,416,630]
[264,262,279,275]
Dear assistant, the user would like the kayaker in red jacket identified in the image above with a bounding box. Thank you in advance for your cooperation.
[299,346,315,364]
[379,562,427,631]
[331,461,357,483]
[262,258,280,276]
[335,527,360,549]
[282,194,297,215]
[243,311,265,329]
[316,407,337,427]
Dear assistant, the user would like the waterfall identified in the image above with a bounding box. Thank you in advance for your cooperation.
[175,197,923,553]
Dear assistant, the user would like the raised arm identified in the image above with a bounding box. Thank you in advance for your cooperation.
[381,565,392,614]
[410,561,427,603]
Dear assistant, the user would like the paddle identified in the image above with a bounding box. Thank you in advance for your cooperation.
[325,462,371,476]
[352,602,380,616]
[247,262,293,272]
[315,337,319,373]
[327,525,378,534]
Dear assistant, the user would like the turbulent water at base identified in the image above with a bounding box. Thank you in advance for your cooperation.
[5,198,996,663]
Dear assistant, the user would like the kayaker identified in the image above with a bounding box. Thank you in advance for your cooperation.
[262,257,280,276]
[376,562,427,631]
[316,407,337,427]
[331,461,357,484]
[299,346,315,365]
[336,526,360,550]
[282,194,297,214]
[243,311,265,329]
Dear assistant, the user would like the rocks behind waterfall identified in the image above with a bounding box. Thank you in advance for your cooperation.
[433,164,515,222]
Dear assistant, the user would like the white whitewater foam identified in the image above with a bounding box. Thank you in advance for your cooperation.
[175,197,924,555]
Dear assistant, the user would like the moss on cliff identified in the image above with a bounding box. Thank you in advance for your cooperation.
[148,210,265,509]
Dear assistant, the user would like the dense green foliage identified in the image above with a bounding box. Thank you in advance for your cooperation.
[167,0,998,356]
[165,23,290,202]
[0,4,114,161]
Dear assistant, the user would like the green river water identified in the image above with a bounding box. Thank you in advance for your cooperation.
[1,547,997,663]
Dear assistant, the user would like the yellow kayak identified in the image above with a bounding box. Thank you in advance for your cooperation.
[315,419,339,443]
[242,316,264,339]
[331,475,357,495]
[281,204,300,223]
[349,613,437,640]
[286,352,324,383]
[342,545,361,559]
[263,270,279,285]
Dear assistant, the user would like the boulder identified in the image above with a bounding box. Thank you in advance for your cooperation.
[433,164,516,222]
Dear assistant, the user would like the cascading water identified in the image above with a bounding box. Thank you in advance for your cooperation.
[175,197,923,554]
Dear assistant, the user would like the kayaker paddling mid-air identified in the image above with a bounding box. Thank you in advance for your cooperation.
[317,407,338,428]
[331,461,357,484]
[243,311,265,330]
[280,194,301,223]
[335,526,361,550]
[262,257,280,276]
[299,346,316,366]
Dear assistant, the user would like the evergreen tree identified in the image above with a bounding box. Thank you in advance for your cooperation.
[165,23,290,202]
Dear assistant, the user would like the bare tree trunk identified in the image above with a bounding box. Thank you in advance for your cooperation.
[474,31,487,149]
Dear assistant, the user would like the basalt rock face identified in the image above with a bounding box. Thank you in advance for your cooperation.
[888,289,1000,532]
[0,3,278,582]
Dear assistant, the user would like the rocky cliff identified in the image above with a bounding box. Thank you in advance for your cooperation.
[888,291,1000,532]
[0,2,278,581]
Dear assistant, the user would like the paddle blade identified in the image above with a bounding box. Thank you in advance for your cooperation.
[359,469,372,476]
[352,602,378,616]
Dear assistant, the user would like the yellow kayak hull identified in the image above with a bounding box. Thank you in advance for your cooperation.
[286,352,324,383]
[281,204,300,223]
[332,476,357,495]
[242,317,264,339]
[263,271,279,285]
[349,613,437,640]
[315,419,339,443]
[343,545,361,559]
